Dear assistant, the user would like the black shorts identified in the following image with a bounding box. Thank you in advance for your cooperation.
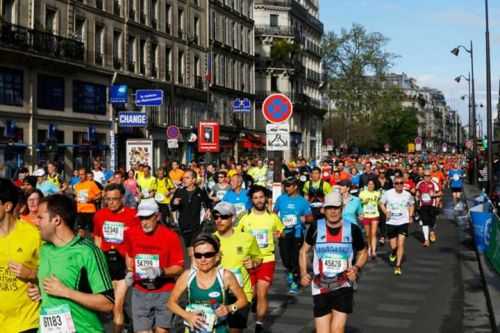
[386,224,409,239]
[313,288,353,317]
[227,294,250,329]
[104,249,127,280]
[451,187,463,193]
[75,213,94,232]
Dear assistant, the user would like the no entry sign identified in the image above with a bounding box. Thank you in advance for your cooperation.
[262,93,293,123]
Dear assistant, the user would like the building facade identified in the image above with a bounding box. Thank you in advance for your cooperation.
[254,0,325,160]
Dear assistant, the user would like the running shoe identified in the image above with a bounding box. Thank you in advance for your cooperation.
[389,254,396,263]
[430,232,437,242]
[394,267,402,276]
[379,237,385,245]
[289,281,299,295]
[423,240,430,247]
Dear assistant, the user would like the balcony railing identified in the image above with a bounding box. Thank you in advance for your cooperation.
[0,20,85,62]
[96,0,104,10]
[95,53,103,65]
[178,29,185,39]
[306,69,320,82]
[178,73,184,84]
[255,25,295,36]
[113,57,122,69]
[195,75,203,89]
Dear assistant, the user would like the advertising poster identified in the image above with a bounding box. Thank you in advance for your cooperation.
[126,139,153,169]
[198,122,220,153]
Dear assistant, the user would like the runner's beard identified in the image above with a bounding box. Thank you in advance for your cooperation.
[254,202,266,211]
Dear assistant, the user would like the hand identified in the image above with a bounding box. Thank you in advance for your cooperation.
[386,211,392,220]
[27,282,41,302]
[409,215,414,224]
[173,197,181,205]
[186,311,206,330]
[43,275,70,298]
[300,273,312,287]
[124,271,134,287]
[215,305,230,318]
[203,210,211,221]
[243,258,254,270]
[345,266,359,282]
[9,261,34,280]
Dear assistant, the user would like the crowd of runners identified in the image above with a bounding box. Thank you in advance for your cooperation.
[0,153,467,333]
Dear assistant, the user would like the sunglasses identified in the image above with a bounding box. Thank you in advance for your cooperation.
[214,214,232,220]
[193,251,217,259]
[325,206,342,210]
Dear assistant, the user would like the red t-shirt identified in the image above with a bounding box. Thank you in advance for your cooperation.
[416,180,439,207]
[404,179,415,193]
[125,224,185,293]
[93,207,140,256]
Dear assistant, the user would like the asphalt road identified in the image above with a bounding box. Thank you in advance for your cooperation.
[244,192,489,333]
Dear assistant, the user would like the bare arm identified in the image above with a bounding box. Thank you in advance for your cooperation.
[162,265,184,279]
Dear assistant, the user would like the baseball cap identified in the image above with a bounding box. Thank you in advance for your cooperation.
[213,202,236,216]
[323,191,343,208]
[33,168,45,177]
[136,198,159,217]
[282,176,298,185]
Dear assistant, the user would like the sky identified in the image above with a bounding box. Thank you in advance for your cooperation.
[319,0,500,134]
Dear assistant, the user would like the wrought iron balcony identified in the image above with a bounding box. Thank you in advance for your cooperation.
[195,75,203,89]
[0,20,85,61]
[128,61,135,72]
[96,0,104,10]
[255,25,295,37]
[113,57,122,69]
[95,53,103,65]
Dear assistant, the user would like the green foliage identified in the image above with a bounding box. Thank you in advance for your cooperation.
[270,39,300,63]
[321,24,417,151]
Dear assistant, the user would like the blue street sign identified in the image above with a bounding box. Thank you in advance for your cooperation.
[135,89,164,106]
[118,112,148,127]
[110,84,128,104]
[232,98,251,112]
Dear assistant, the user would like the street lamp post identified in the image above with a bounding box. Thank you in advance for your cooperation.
[455,74,471,139]
[452,42,477,185]
[485,0,494,194]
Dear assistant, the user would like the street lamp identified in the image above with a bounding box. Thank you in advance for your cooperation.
[484,0,493,194]
[452,43,477,185]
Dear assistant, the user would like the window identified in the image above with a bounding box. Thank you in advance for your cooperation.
[178,50,185,83]
[211,12,216,41]
[3,0,15,24]
[165,47,171,80]
[0,67,23,106]
[271,76,278,91]
[151,0,158,28]
[127,35,136,71]
[74,17,86,42]
[37,75,64,110]
[270,14,278,27]
[45,8,57,34]
[194,17,200,43]
[139,39,146,74]
[150,43,158,77]
[165,4,171,33]
[95,24,105,65]
[73,80,106,115]
[113,30,122,69]
[178,9,184,37]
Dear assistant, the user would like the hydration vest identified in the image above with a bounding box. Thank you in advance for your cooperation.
[312,219,353,296]
[307,180,325,207]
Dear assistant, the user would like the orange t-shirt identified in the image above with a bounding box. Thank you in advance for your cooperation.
[21,214,38,227]
[169,169,185,183]
[74,181,101,213]
[431,171,445,188]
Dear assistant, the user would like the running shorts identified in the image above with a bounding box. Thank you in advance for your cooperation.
[313,287,354,317]
[131,288,172,331]
[362,217,379,226]
[386,223,409,239]
[250,261,276,286]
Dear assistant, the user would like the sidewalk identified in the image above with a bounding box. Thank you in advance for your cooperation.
[464,183,500,333]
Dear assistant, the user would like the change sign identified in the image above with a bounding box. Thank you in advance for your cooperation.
[119,112,148,127]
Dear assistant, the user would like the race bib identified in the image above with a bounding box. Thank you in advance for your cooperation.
[103,221,125,243]
[364,202,378,215]
[234,203,246,216]
[322,254,348,277]
[40,304,76,333]
[185,304,216,332]
[453,174,460,181]
[135,254,160,279]
[252,229,269,248]
[142,188,151,198]
[389,203,403,218]
[300,175,307,182]
[154,193,166,203]
[230,268,244,287]
[421,193,432,203]
[323,172,330,178]
[282,214,297,228]
[77,190,88,204]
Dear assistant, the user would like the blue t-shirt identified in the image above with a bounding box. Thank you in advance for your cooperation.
[343,195,362,225]
[69,176,80,187]
[274,194,312,237]
[37,181,59,196]
[351,174,361,187]
[448,169,464,189]
[222,189,251,215]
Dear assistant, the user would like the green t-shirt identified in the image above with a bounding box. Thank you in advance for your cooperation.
[38,235,113,333]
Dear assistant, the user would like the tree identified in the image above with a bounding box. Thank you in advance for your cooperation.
[322,24,416,150]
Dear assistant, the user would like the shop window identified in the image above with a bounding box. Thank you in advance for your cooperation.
[37,75,65,110]
[0,67,23,106]
[73,80,106,115]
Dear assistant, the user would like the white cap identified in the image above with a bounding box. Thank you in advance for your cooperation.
[136,198,159,217]
[323,191,343,208]
[33,168,45,177]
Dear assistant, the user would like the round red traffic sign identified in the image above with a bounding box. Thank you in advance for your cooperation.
[415,136,422,145]
[166,125,179,139]
[326,138,334,146]
[262,93,293,123]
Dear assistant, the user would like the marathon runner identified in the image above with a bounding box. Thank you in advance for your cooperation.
[238,185,284,333]
[416,170,441,247]
[154,168,176,224]
[274,177,313,294]
[74,168,102,237]
[93,183,140,333]
[0,179,41,333]
[304,167,332,221]
[213,202,262,332]
[448,163,465,205]
[223,174,252,221]
[380,175,415,275]
[36,194,114,332]
[299,191,367,333]
[125,198,184,333]
[137,165,157,199]
[359,179,381,259]
[167,233,248,333]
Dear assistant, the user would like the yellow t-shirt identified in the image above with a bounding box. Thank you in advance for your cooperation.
[0,219,41,333]
[215,230,261,301]
[359,189,381,218]
[155,177,175,204]
[137,176,157,197]
[237,211,284,263]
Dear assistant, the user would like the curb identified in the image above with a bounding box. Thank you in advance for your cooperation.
[464,184,499,332]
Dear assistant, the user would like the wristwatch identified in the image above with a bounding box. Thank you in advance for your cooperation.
[230,304,238,314]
